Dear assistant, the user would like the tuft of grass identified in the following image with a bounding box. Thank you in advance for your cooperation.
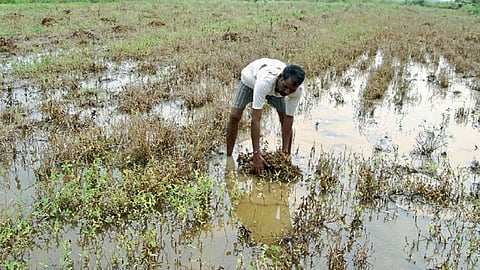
[412,115,450,158]
[0,206,34,264]
[363,57,396,101]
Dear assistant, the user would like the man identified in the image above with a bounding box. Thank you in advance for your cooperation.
[226,58,305,175]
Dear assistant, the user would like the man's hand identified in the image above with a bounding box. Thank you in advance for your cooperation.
[252,154,270,176]
[280,151,292,164]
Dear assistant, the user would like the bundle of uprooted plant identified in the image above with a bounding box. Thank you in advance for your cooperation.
[236,151,302,182]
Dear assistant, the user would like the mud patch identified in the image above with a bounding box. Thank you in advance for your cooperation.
[112,25,130,33]
[69,29,98,44]
[41,17,57,26]
[222,31,250,42]
[222,31,239,41]
[100,17,117,24]
[465,34,480,43]
[0,37,17,53]
[148,20,166,27]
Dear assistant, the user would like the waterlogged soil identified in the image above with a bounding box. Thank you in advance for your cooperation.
[2,51,479,269]
[1,9,480,270]
[228,56,480,268]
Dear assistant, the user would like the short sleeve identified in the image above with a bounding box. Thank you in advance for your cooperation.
[252,75,276,110]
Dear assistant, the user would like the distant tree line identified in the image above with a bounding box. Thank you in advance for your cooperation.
[452,0,480,13]
[404,0,479,15]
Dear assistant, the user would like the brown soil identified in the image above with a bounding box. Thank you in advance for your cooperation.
[100,17,117,24]
[148,20,166,27]
[70,29,98,44]
[41,17,57,26]
[0,37,17,53]
[222,32,239,41]
[112,25,130,33]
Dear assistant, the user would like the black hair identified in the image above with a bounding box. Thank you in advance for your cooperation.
[282,64,305,87]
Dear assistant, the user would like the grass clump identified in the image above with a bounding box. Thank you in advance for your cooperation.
[0,207,33,265]
[363,56,396,101]
[34,158,215,237]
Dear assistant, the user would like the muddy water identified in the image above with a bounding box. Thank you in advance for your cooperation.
[1,54,479,268]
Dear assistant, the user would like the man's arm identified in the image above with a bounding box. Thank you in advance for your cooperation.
[251,108,262,153]
[251,108,266,175]
[281,114,294,154]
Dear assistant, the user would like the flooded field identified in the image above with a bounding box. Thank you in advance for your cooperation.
[1,0,480,269]
[223,53,480,269]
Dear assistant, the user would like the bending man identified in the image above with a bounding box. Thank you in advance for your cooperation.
[226,58,305,175]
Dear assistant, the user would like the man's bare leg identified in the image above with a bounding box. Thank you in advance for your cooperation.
[226,107,244,156]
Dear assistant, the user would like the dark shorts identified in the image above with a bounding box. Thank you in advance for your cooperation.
[233,82,285,112]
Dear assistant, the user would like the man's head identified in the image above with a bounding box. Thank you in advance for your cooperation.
[283,64,305,87]
[275,64,305,97]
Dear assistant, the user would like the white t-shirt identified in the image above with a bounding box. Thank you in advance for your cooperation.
[241,58,304,116]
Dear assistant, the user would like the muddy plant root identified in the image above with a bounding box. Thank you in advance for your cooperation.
[237,151,302,182]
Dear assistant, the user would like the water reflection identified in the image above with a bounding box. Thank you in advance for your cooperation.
[225,156,294,246]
